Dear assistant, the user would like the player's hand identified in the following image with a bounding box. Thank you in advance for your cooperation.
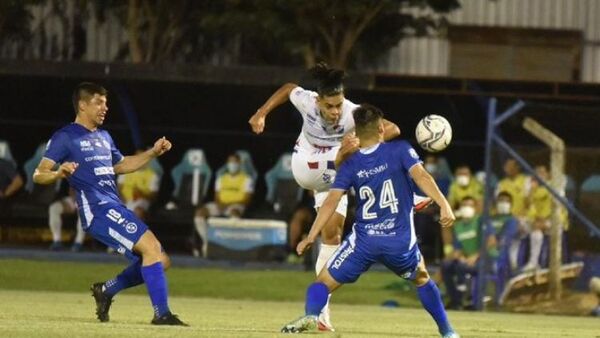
[248,111,266,134]
[340,133,360,156]
[152,136,172,157]
[58,162,78,178]
[296,237,315,256]
[439,205,456,228]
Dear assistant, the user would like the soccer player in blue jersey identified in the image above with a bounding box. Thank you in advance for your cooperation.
[281,104,459,337]
[33,82,187,326]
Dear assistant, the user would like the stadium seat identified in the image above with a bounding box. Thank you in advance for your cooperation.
[169,148,212,209]
[214,149,258,183]
[263,153,303,219]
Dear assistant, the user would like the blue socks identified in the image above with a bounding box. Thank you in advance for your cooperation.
[305,282,329,316]
[417,279,453,335]
[141,262,170,317]
[103,260,144,297]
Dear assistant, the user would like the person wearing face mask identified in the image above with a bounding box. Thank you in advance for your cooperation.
[192,153,254,257]
[489,191,520,273]
[441,196,495,310]
[445,165,483,256]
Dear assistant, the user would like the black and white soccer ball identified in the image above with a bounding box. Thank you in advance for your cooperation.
[415,115,452,153]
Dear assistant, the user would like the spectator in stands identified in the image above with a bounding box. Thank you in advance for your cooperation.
[117,150,160,220]
[48,188,85,251]
[447,164,483,211]
[286,190,316,265]
[522,164,568,271]
[496,158,530,218]
[441,196,493,310]
[445,164,483,257]
[423,155,451,195]
[490,191,520,271]
[192,153,254,257]
[0,157,24,202]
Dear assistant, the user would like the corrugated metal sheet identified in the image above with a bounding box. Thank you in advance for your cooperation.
[388,0,600,82]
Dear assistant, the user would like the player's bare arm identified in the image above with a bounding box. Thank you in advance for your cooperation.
[114,137,172,175]
[382,119,401,140]
[297,189,345,255]
[33,158,78,185]
[409,163,456,227]
[335,133,360,168]
[249,82,298,134]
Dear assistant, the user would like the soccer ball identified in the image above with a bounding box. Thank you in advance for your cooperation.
[415,115,452,152]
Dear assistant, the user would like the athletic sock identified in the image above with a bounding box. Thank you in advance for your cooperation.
[305,282,329,316]
[103,260,144,297]
[141,262,170,317]
[417,279,453,335]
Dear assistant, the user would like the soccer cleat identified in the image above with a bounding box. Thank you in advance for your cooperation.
[71,243,83,252]
[281,315,318,333]
[151,312,189,326]
[49,241,64,251]
[90,282,113,322]
[442,331,460,338]
[317,306,335,332]
[414,195,433,212]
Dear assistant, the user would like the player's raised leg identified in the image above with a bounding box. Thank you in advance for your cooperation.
[412,256,459,338]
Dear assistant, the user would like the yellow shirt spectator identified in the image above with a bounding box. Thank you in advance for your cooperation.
[448,179,483,210]
[118,166,159,203]
[216,172,254,205]
[497,174,530,217]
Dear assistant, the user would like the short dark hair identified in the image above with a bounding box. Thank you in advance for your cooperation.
[228,153,241,162]
[72,82,107,114]
[309,62,346,97]
[353,104,384,137]
[497,191,513,202]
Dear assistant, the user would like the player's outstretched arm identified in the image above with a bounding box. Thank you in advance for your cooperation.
[297,189,344,255]
[382,119,401,140]
[114,137,172,175]
[33,158,78,185]
[248,82,298,134]
[409,163,455,227]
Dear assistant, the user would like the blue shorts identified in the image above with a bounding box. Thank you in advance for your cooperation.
[326,232,421,284]
[84,203,149,262]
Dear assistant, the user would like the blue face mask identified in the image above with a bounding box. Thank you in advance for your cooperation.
[227,162,240,174]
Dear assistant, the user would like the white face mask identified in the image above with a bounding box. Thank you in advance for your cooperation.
[460,205,476,219]
[496,201,511,214]
[456,174,470,187]
[227,162,240,174]
[425,163,437,174]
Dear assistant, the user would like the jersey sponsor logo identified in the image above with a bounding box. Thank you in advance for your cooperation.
[331,243,354,270]
[85,155,112,162]
[365,218,396,231]
[94,166,115,176]
[366,229,396,236]
[125,222,138,234]
[80,140,94,152]
[102,140,111,149]
[98,180,115,187]
[356,163,388,178]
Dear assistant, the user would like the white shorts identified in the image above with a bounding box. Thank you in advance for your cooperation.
[292,133,347,217]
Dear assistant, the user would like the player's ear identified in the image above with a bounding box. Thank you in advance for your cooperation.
[378,121,385,135]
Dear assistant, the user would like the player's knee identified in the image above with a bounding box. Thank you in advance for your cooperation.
[49,201,62,214]
[413,268,430,287]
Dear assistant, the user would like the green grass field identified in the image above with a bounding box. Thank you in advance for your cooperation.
[1,259,599,337]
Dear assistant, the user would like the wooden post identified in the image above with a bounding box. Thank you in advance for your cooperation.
[522,117,565,300]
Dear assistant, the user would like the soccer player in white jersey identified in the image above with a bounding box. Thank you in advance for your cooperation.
[249,63,403,330]
[281,104,459,337]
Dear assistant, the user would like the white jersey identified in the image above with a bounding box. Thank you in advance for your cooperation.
[289,86,357,148]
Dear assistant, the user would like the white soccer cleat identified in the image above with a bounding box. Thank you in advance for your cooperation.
[442,332,460,338]
[281,315,318,333]
[317,304,335,332]
[414,194,433,212]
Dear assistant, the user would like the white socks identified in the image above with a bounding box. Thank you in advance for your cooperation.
[193,216,208,257]
[48,201,64,242]
[527,230,544,268]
